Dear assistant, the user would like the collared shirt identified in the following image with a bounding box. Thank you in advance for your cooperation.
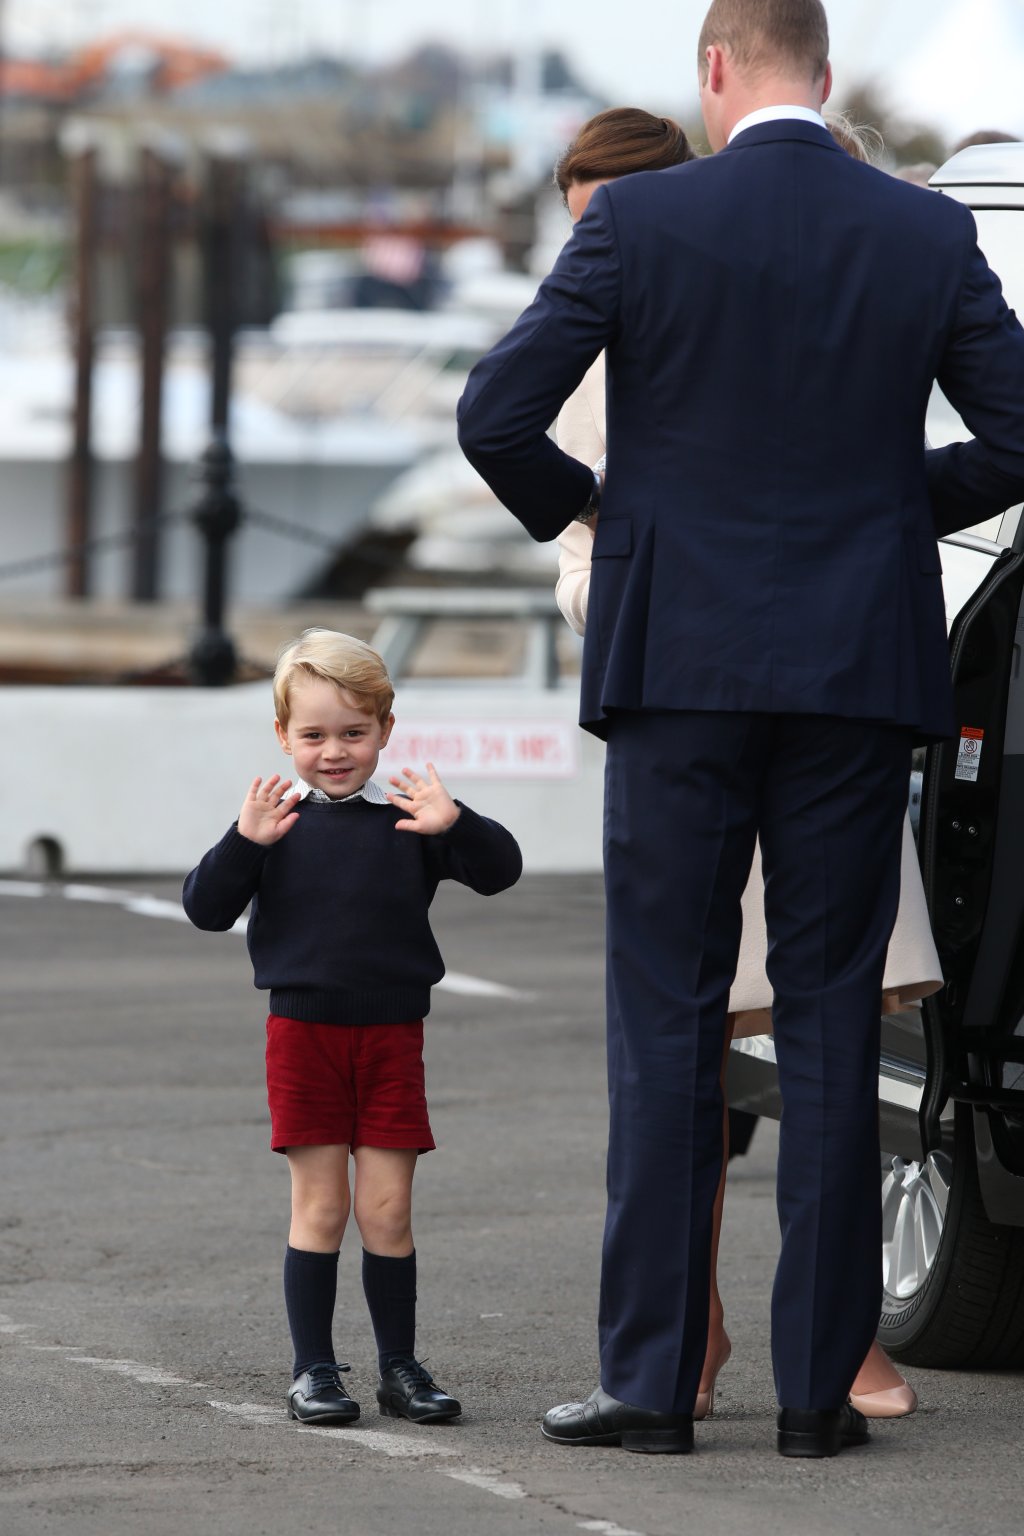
[728,104,828,144]
[299,778,391,807]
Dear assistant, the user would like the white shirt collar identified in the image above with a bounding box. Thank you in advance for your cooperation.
[728,105,828,144]
[299,778,391,806]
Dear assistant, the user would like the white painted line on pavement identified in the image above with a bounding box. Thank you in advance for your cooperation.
[212,1403,533,1498]
[67,1355,192,1387]
[207,1401,457,1459]
[61,883,141,904]
[300,1425,459,1460]
[11,880,529,999]
[207,1401,279,1423]
[63,884,195,926]
[579,1522,645,1536]
[438,970,525,1000]
[124,894,195,923]
[446,1467,527,1500]
[3,1313,648,1533]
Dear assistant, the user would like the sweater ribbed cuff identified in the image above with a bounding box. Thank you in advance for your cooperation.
[434,801,482,844]
[217,822,271,873]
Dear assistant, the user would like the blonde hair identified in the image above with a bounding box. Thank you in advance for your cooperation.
[273,628,394,727]
[826,110,884,165]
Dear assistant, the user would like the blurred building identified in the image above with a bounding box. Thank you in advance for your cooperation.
[0,33,228,206]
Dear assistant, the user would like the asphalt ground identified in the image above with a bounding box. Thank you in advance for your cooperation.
[1,873,1020,1536]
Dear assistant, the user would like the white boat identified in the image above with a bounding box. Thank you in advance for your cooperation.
[0,298,502,603]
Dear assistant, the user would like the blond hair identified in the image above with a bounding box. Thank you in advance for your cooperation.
[826,110,884,165]
[273,628,394,727]
[698,0,829,83]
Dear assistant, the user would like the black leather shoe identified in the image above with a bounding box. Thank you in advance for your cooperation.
[542,1387,693,1454]
[288,1361,360,1424]
[377,1357,461,1423]
[777,1404,869,1458]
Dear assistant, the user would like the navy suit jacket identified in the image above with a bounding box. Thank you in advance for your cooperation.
[457,120,1024,741]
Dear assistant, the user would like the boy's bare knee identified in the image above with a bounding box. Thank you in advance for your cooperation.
[355,1187,412,1251]
[292,1188,350,1250]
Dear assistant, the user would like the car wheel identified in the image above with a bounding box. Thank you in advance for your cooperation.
[877,1105,1024,1367]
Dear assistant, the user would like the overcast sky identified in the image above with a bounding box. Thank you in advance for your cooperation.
[8,0,1024,138]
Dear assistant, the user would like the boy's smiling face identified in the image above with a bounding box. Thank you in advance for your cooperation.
[274,677,394,800]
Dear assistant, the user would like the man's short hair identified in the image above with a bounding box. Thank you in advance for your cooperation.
[273,628,394,727]
[698,0,830,83]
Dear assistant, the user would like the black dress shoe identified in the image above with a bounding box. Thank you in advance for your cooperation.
[777,1404,869,1458]
[288,1361,360,1424]
[377,1357,461,1423]
[542,1387,693,1454]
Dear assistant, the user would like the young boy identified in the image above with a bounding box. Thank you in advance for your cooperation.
[182,628,522,1426]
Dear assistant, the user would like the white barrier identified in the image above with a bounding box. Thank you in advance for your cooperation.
[1,682,605,875]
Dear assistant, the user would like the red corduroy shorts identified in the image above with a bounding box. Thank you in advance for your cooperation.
[265,1014,435,1155]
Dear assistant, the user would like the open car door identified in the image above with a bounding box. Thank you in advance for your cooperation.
[919,525,1024,1182]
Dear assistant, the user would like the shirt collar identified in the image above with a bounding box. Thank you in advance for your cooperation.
[728,105,828,144]
[299,778,391,806]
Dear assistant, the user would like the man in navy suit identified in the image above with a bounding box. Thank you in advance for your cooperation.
[458,0,1024,1458]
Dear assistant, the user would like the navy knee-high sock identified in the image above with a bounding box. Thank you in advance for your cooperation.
[362,1249,417,1372]
[284,1245,339,1378]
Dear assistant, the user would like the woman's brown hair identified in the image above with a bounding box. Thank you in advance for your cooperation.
[554,108,696,203]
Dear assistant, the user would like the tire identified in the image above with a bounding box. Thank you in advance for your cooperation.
[878,1104,1024,1367]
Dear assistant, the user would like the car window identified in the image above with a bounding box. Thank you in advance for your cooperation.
[927,208,1024,546]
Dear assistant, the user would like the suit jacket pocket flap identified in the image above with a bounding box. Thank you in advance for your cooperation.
[593,518,632,558]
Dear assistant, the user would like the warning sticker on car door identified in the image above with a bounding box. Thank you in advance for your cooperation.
[954,727,984,782]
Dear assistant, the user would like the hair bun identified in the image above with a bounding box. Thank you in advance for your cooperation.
[554,107,697,201]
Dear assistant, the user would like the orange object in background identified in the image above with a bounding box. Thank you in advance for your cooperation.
[0,31,229,103]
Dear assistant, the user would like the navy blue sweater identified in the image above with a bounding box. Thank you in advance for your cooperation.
[182,798,522,1025]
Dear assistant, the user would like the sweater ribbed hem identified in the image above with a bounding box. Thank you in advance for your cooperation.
[269,988,431,1026]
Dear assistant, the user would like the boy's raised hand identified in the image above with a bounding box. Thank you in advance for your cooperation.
[388,763,460,835]
[237,775,302,845]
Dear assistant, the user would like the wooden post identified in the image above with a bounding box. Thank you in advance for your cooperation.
[67,147,97,599]
[204,151,240,437]
[132,145,174,601]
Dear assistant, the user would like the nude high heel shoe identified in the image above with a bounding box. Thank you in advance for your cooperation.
[848,1377,917,1418]
[693,1337,732,1421]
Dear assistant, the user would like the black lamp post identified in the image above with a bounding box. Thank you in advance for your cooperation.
[188,437,242,686]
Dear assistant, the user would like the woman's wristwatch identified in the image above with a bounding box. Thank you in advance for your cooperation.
[574,457,605,523]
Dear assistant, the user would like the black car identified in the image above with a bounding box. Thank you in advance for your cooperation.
[727,142,1024,1369]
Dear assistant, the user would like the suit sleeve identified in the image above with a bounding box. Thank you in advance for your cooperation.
[927,206,1024,537]
[426,803,523,895]
[457,187,621,542]
[182,823,268,931]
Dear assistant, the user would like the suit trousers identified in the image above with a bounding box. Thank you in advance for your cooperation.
[598,709,912,1413]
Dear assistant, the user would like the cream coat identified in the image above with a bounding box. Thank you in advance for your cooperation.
[555,357,943,1028]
